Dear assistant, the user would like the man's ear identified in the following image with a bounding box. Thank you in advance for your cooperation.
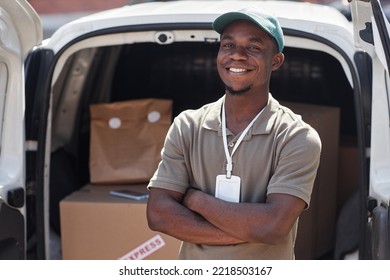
[272,53,285,71]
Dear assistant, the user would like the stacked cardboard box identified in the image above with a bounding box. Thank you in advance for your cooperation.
[60,99,177,259]
[60,184,181,260]
[281,102,340,260]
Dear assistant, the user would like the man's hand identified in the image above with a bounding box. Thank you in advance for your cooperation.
[182,187,201,210]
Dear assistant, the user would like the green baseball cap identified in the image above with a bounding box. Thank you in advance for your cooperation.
[212,7,284,52]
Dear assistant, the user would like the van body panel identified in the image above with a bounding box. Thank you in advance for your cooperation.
[0,0,42,260]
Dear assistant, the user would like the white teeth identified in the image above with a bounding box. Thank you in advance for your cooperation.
[229,68,247,73]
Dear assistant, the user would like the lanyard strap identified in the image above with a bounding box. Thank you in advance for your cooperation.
[222,100,264,178]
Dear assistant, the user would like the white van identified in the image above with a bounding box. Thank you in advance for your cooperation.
[0,0,389,260]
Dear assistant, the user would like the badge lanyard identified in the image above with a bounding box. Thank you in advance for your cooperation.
[221,100,264,179]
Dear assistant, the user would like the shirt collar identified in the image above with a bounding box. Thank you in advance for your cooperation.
[202,93,280,136]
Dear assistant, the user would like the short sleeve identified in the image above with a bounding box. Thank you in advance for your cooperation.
[267,124,322,208]
[148,114,191,194]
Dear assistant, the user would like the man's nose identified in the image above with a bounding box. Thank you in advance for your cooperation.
[230,46,248,60]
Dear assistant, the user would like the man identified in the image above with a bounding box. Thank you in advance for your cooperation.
[147,7,321,259]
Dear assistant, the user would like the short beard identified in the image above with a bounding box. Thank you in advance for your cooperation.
[225,85,251,96]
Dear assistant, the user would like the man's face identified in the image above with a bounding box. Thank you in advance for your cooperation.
[216,20,283,96]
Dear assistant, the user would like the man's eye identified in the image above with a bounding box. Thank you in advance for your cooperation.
[248,45,261,51]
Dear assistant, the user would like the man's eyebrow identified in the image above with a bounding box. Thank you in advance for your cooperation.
[220,34,233,40]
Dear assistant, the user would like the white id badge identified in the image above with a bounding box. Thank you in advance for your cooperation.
[215,175,241,203]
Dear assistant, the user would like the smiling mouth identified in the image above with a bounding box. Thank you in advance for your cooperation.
[228,67,248,73]
[226,67,250,74]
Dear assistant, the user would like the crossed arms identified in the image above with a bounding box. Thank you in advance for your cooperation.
[146,187,306,246]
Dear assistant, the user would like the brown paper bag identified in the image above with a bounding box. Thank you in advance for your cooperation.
[89,99,172,184]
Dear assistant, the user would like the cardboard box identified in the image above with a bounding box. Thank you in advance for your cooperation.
[280,102,340,260]
[337,138,359,210]
[60,184,181,260]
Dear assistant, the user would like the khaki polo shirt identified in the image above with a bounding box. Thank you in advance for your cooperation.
[148,94,321,260]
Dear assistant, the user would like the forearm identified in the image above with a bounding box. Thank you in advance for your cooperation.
[157,204,244,245]
[183,188,303,244]
[183,189,267,242]
[147,187,245,245]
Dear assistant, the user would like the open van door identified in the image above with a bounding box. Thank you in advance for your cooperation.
[351,0,390,259]
[0,0,42,259]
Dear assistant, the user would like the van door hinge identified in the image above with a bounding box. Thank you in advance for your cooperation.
[7,188,25,208]
[360,22,374,45]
